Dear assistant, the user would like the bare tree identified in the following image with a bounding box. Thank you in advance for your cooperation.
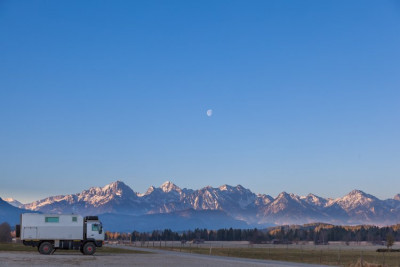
[386,233,394,251]
[0,222,12,242]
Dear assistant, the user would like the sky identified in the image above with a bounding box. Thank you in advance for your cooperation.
[1,0,399,203]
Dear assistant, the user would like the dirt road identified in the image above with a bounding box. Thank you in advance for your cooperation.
[0,247,330,267]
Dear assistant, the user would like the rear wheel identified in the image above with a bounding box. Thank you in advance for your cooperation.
[83,242,96,255]
[39,242,53,255]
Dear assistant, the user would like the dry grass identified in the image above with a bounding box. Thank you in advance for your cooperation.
[156,246,400,266]
[0,242,149,254]
[0,242,37,252]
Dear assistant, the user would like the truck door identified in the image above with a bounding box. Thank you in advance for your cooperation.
[86,222,104,240]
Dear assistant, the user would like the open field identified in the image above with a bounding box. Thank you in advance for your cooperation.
[117,241,400,266]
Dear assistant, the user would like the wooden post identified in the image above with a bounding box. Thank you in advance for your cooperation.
[360,250,363,267]
[320,250,322,264]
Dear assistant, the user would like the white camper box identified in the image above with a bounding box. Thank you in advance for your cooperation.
[18,213,104,255]
[21,213,84,240]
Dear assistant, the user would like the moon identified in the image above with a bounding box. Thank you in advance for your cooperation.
[206,109,213,117]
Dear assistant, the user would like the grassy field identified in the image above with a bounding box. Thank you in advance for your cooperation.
[0,242,149,254]
[153,246,400,266]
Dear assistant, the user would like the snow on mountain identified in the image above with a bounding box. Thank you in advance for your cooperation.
[257,192,328,225]
[332,190,378,211]
[160,181,182,193]
[300,194,328,208]
[0,197,38,226]
[329,190,397,224]
[3,198,23,208]
[16,181,400,227]
[140,182,190,214]
[255,194,274,206]
[185,184,257,214]
[22,181,143,215]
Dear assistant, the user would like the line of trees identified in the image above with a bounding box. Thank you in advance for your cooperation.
[105,223,400,245]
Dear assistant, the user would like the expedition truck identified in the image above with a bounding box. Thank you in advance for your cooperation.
[16,213,104,255]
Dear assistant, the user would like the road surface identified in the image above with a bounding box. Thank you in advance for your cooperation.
[0,246,332,267]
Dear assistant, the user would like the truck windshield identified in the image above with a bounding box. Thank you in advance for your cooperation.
[92,223,102,233]
[92,224,99,231]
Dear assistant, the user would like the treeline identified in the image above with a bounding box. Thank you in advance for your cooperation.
[105,223,400,244]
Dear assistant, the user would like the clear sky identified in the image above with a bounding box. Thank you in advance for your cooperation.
[1,0,399,203]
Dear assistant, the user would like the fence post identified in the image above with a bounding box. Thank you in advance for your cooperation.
[320,250,322,264]
[301,246,303,262]
[360,250,363,267]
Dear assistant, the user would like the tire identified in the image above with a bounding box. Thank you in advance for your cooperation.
[83,242,96,255]
[39,242,53,255]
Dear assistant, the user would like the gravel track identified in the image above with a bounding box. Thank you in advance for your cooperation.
[0,247,331,267]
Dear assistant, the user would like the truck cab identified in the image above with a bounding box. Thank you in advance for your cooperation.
[84,216,104,247]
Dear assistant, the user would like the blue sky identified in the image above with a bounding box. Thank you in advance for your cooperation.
[1,0,399,202]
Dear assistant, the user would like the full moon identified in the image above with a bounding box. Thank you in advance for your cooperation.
[206,109,213,117]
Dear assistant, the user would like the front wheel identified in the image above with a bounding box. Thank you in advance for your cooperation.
[83,242,96,255]
[38,242,53,255]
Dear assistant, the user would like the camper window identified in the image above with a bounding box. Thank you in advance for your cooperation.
[45,216,59,223]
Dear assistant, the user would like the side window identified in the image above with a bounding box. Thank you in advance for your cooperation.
[72,216,77,222]
[45,217,59,223]
[92,224,99,231]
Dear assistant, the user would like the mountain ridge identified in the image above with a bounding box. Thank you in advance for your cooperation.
[3,181,400,231]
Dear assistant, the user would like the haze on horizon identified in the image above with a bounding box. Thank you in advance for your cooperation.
[1,1,399,203]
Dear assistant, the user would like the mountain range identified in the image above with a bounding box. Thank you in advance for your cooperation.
[2,181,400,231]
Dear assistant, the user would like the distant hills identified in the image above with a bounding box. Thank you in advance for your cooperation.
[2,181,400,231]
[0,198,37,226]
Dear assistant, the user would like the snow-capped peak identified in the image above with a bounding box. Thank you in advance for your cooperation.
[142,186,156,196]
[102,180,126,190]
[332,189,379,211]
[160,181,181,193]
[95,180,134,196]
[3,198,24,208]
[300,193,327,207]
[219,184,232,191]
[276,191,290,199]
[342,189,377,201]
